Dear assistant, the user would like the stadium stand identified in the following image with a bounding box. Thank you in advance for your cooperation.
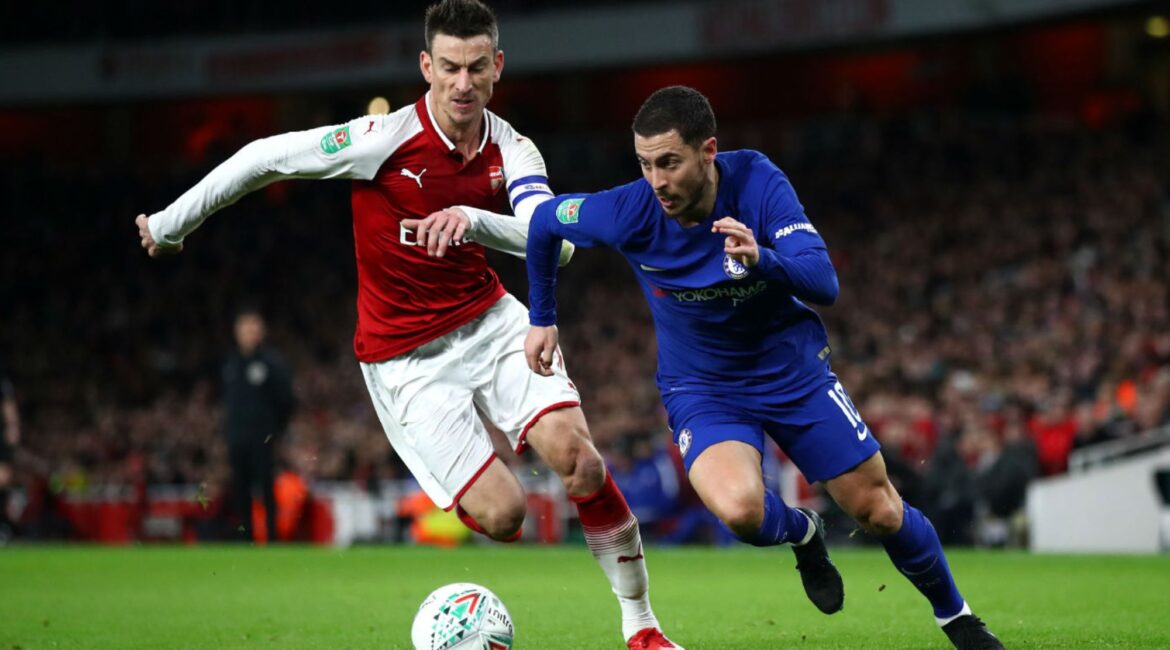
[1,2,1167,545]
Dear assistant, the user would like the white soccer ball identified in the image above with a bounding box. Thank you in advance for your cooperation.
[410,582,514,650]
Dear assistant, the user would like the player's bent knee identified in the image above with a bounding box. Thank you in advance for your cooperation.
[712,493,765,537]
[480,503,526,540]
[854,495,903,536]
[560,445,605,497]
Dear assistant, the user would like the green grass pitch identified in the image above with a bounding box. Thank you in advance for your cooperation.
[1,545,1167,649]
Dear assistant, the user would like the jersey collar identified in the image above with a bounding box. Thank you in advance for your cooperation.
[420,91,490,154]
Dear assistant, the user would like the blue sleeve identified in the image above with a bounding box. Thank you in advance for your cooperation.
[526,192,625,326]
[751,162,839,305]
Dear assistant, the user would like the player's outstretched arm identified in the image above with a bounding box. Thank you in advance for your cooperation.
[402,209,470,259]
[138,117,392,256]
[526,192,626,337]
[403,204,575,266]
[136,213,183,258]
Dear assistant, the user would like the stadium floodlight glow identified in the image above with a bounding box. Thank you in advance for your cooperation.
[1147,15,1170,39]
[368,96,391,114]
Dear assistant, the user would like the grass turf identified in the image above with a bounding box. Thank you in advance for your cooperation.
[1,545,1167,649]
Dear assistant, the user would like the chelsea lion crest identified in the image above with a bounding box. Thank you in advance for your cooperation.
[723,254,750,280]
[678,429,692,457]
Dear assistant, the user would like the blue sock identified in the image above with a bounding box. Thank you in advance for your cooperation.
[737,489,810,547]
[881,501,965,619]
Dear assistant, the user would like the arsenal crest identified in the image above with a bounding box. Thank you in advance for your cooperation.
[488,166,503,194]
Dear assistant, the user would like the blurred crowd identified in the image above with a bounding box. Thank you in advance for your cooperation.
[1,107,1167,545]
[0,0,634,46]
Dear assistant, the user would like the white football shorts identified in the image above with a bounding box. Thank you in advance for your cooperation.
[360,294,580,510]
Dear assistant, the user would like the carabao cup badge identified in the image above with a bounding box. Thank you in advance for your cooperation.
[723,254,750,280]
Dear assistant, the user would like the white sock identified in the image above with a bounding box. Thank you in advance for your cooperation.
[936,601,972,627]
[583,514,659,640]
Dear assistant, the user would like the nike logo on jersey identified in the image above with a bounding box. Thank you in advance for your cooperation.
[400,168,426,188]
[639,264,669,272]
[857,424,869,441]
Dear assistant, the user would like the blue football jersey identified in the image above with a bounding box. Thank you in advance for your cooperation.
[528,150,838,400]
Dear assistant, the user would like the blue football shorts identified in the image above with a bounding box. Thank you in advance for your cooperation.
[662,371,881,483]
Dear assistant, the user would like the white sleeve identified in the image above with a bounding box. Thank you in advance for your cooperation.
[457,201,574,266]
[458,127,573,264]
[148,115,396,247]
[501,135,554,217]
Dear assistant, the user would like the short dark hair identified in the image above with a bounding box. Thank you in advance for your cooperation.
[632,86,716,147]
[425,0,499,52]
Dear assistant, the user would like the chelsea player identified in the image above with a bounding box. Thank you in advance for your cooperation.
[521,86,1003,650]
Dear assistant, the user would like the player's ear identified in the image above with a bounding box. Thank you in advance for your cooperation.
[701,137,718,164]
[493,50,505,82]
[420,50,433,83]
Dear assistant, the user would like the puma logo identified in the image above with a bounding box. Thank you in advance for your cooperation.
[363,120,376,135]
[400,168,426,188]
[616,544,644,564]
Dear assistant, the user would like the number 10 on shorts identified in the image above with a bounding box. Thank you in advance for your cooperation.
[827,381,864,431]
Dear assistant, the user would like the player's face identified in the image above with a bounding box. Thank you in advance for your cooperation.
[421,33,504,132]
[635,130,718,222]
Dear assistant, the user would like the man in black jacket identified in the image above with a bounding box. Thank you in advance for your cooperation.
[222,308,295,542]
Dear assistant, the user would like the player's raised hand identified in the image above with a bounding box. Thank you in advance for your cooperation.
[135,214,183,258]
[524,325,559,376]
[713,216,759,267]
[402,208,470,258]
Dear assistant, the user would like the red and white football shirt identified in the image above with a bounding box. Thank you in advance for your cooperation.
[148,93,554,362]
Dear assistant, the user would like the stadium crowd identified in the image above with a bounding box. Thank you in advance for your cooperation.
[2,106,1167,544]
[0,0,636,46]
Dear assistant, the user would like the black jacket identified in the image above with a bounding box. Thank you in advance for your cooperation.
[221,347,295,445]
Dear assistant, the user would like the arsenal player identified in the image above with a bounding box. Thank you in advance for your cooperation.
[134,1,679,648]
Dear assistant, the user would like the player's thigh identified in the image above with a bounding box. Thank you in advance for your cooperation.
[523,407,607,497]
[766,374,882,484]
[523,406,595,466]
[687,440,767,521]
[360,355,495,511]
[464,294,581,454]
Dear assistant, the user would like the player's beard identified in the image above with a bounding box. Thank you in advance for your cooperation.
[673,167,714,222]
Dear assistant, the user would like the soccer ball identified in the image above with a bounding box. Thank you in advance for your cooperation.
[411,583,514,650]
